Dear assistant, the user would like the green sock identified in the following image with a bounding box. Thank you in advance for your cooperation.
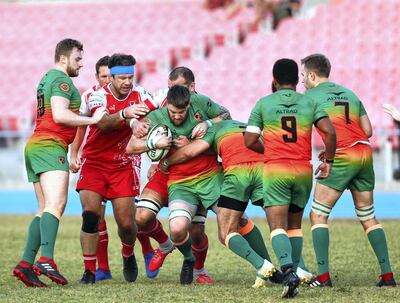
[312,226,329,275]
[367,227,392,274]
[289,236,303,270]
[176,237,195,262]
[228,234,264,269]
[271,233,292,268]
[40,211,60,259]
[298,255,309,272]
[21,216,41,264]
[243,225,271,262]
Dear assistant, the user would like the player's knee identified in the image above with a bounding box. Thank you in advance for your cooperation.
[310,198,331,223]
[218,228,227,245]
[81,211,99,233]
[355,204,377,227]
[189,222,205,243]
[169,218,189,242]
[135,208,156,227]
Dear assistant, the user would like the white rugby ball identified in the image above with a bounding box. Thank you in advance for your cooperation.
[146,124,172,162]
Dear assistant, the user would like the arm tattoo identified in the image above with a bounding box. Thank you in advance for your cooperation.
[218,105,231,120]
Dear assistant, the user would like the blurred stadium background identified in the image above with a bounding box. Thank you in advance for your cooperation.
[0,0,399,216]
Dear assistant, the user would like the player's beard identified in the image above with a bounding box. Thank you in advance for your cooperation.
[66,64,79,77]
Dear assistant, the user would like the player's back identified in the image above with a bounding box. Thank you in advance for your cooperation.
[213,120,263,168]
[305,82,369,149]
[249,89,327,162]
[32,69,81,149]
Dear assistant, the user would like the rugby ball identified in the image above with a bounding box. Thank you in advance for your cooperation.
[146,124,172,162]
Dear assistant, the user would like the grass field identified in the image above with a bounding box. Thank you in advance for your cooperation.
[1,215,399,302]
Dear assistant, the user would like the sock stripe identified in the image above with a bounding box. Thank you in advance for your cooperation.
[43,207,61,220]
[311,224,329,231]
[270,228,287,239]
[225,232,240,247]
[365,224,382,235]
[239,220,255,236]
[287,229,303,238]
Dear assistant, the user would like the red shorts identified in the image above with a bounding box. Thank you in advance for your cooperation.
[143,169,169,203]
[76,162,139,199]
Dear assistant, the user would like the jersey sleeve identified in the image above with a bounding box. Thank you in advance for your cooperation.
[195,94,225,119]
[136,86,158,111]
[143,108,163,129]
[246,99,263,134]
[199,124,216,146]
[359,101,367,117]
[50,76,74,100]
[79,92,91,116]
[312,98,328,124]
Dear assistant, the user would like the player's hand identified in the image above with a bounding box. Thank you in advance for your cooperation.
[88,90,107,111]
[191,121,208,139]
[124,104,149,119]
[173,135,190,149]
[147,163,158,180]
[91,107,108,124]
[131,120,149,137]
[315,162,332,179]
[69,157,81,173]
[383,103,400,121]
[159,159,170,175]
[155,135,172,149]
[318,150,326,162]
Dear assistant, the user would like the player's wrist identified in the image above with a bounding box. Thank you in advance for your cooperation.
[205,119,213,127]
[119,108,127,120]
[161,158,169,169]
[324,158,334,164]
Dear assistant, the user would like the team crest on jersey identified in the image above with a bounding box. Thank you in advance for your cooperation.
[58,156,66,165]
[59,82,70,92]
[109,104,116,111]
[194,111,202,122]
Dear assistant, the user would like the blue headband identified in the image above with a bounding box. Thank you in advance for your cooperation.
[110,65,135,75]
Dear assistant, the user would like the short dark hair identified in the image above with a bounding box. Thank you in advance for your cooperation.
[108,53,136,69]
[272,58,299,86]
[54,38,83,63]
[301,53,331,78]
[169,66,195,85]
[167,85,191,109]
[95,56,110,74]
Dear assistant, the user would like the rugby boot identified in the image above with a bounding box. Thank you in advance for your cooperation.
[123,254,138,282]
[180,259,195,285]
[33,257,68,285]
[281,266,300,298]
[376,272,396,287]
[144,251,159,279]
[253,259,276,288]
[80,270,95,284]
[309,273,332,288]
[12,264,47,287]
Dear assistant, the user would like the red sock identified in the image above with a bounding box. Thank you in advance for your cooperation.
[122,242,134,258]
[18,260,32,268]
[137,231,154,255]
[83,254,96,273]
[192,234,208,270]
[318,272,330,282]
[97,220,110,272]
[142,219,169,244]
[381,272,394,281]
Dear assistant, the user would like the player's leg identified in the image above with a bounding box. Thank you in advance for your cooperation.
[13,181,47,287]
[190,205,213,284]
[79,190,103,284]
[32,170,69,285]
[96,202,112,281]
[217,199,275,288]
[137,177,174,275]
[111,196,138,282]
[168,195,197,285]
[352,190,396,287]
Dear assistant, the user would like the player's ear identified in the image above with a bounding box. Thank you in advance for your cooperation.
[189,82,196,93]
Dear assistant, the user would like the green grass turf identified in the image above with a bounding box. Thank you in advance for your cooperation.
[1,215,399,302]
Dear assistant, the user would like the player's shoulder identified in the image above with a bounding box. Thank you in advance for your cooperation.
[190,92,211,104]
[152,88,169,108]
[82,84,100,99]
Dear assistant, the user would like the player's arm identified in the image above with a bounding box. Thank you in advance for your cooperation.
[69,126,86,173]
[97,104,149,131]
[314,116,336,179]
[161,139,211,173]
[383,103,400,122]
[51,96,106,126]
[360,115,372,138]
[244,100,264,154]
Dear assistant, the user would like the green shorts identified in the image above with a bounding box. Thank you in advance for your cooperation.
[221,162,263,205]
[168,170,223,209]
[318,143,375,192]
[25,140,69,183]
[263,160,312,209]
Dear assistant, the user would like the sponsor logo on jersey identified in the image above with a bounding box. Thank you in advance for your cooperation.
[109,104,116,111]
[278,103,297,108]
[329,91,345,96]
[58,156,65,165]
[59,82,70,92]
[194,111,202,122]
